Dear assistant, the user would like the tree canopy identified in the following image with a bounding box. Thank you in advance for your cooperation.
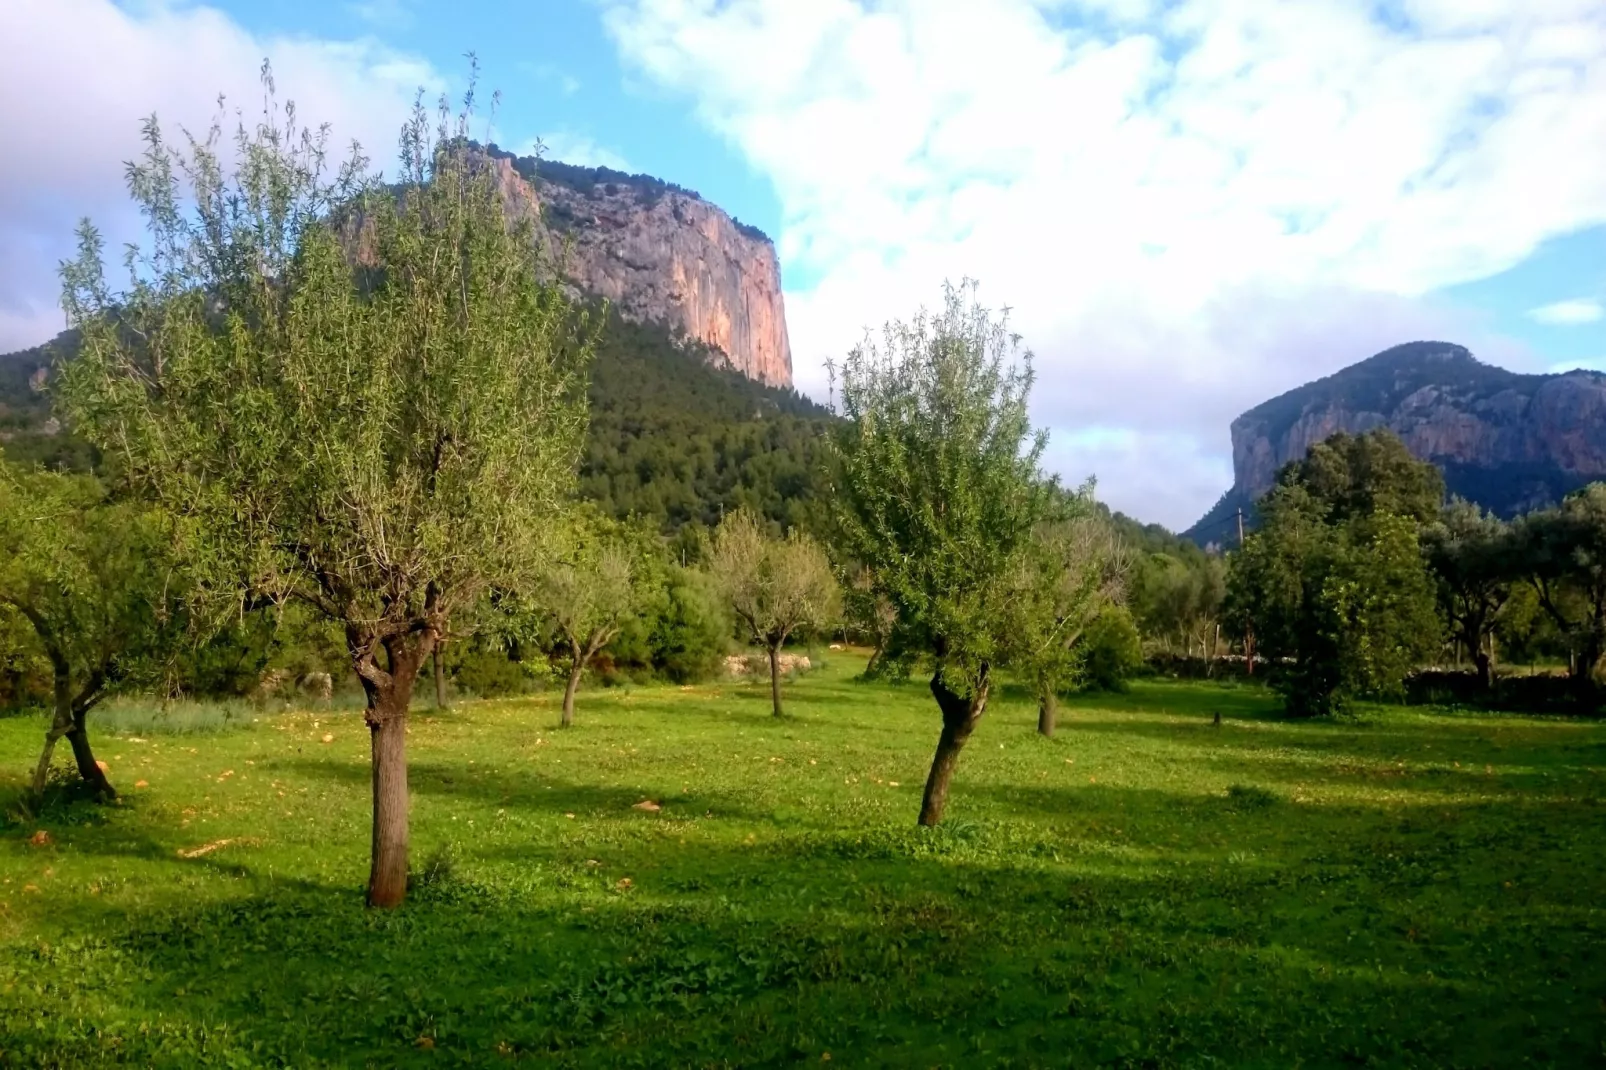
[57,69,593,906]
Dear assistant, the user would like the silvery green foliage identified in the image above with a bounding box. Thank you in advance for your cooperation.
[56,63,593,692]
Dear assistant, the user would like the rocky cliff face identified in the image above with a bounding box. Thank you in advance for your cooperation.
[489,152,793,389]
[1187,341,1606,545]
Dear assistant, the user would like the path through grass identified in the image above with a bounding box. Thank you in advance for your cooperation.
[1,655,1602,1066]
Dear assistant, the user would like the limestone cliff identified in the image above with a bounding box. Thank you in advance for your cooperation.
[488,148,793,389]
[1187,341,1606,545]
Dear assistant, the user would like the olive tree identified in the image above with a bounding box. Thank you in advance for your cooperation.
[58,71,592,907]
[1422,499,1516,689]
[708,508,839,717]
[831,279,1057,825]
[0,462,177,799]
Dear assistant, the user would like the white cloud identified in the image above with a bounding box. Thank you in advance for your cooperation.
[0,0,444,353]
[1528,298,1606,325]
[526,131,632,172]
[601,0,1606,527]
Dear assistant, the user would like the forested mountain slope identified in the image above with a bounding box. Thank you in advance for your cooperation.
[0,311,834,538]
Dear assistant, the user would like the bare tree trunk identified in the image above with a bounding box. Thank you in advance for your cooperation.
[919,668,990,826]
[433,643,447,710]
[768,644,784,717]
[561,658,583,728]
[1474,648,1493,690]
[1037,685,1056,738]
[31,668,112,798]
[363,639,423,909]
[67,705,115,799]
[29,672,74,797]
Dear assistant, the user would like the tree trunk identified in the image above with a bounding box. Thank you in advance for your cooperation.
[919,668,990,826]
[67,705,115,799]
[1474,648,1493,691]
[561,658,583,728]
[29,672,74,797]
[362,638,424,909]
[768,644,784,718]
[433,643,447,710]
[31,668,112,799]
[1037,686,1056,738]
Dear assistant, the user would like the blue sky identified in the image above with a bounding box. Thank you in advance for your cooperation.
[3,0,1605,528]
[201,0,787,244]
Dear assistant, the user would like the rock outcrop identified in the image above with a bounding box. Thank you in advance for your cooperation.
[1187,341,1606,545]
[488,150,793,389]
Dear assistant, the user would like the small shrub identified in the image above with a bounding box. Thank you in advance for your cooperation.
[1079,605,1144,692]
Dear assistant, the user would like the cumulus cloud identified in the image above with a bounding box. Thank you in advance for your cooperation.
[601,0,1606,527]
[0,0,444,353]
[1529,298,1606,325]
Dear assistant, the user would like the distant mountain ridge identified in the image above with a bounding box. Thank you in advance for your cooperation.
[1186,341,1606,547]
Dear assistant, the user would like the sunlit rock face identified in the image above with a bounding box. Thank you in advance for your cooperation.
[488,155,793,390]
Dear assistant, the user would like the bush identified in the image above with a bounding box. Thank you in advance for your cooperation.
[1079,605,1144,692]
[454,648,534,699]
[648,566,731,683]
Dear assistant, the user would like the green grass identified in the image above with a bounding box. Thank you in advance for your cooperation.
[0,653,1602,1067]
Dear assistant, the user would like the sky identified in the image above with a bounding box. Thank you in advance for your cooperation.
[3,0,1605,530]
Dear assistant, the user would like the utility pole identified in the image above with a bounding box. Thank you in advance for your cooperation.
[1237,507,1255,677]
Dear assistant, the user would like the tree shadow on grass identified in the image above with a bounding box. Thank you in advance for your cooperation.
[2,825,1600,1069]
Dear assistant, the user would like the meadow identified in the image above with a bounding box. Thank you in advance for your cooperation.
[0,653,1602,1068]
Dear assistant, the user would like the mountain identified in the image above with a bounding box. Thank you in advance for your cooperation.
[483,145,793,389]
[1186,341,1606,547]
[0,310,831,537]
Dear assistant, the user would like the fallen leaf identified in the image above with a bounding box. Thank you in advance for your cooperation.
[416,1036,435,1050]
[321,734,334,744]
[134,780,149,789]
[95,760,110,773]
[616,877,633,889]
[888,781,900,787]
[28,830,51,847]
[632,800,662,812]
[564,812,576,819]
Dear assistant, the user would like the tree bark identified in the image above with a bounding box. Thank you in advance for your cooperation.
[433,643,447,710]
[1037,686,1056,738]
[768,644,784,718]
[361,636,424,909]
[67,703,115,799]
[1474,649,1493,691]
[30,666,112,799]
[29,671,74,798]
[919,668,990,826]
[561,658,583,728]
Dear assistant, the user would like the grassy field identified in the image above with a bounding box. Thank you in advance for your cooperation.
[0,653,1602,1068]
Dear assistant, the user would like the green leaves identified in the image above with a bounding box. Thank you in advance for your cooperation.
[55,66,593,684]
[831,280,1057,696]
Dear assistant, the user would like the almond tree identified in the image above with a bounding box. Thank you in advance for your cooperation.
[1011,502,1130,737]
[831,280,1058,825]
[709,508,839,718]
[58,68,592,907]
[0,462,178,799]
[533,514,659,727]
